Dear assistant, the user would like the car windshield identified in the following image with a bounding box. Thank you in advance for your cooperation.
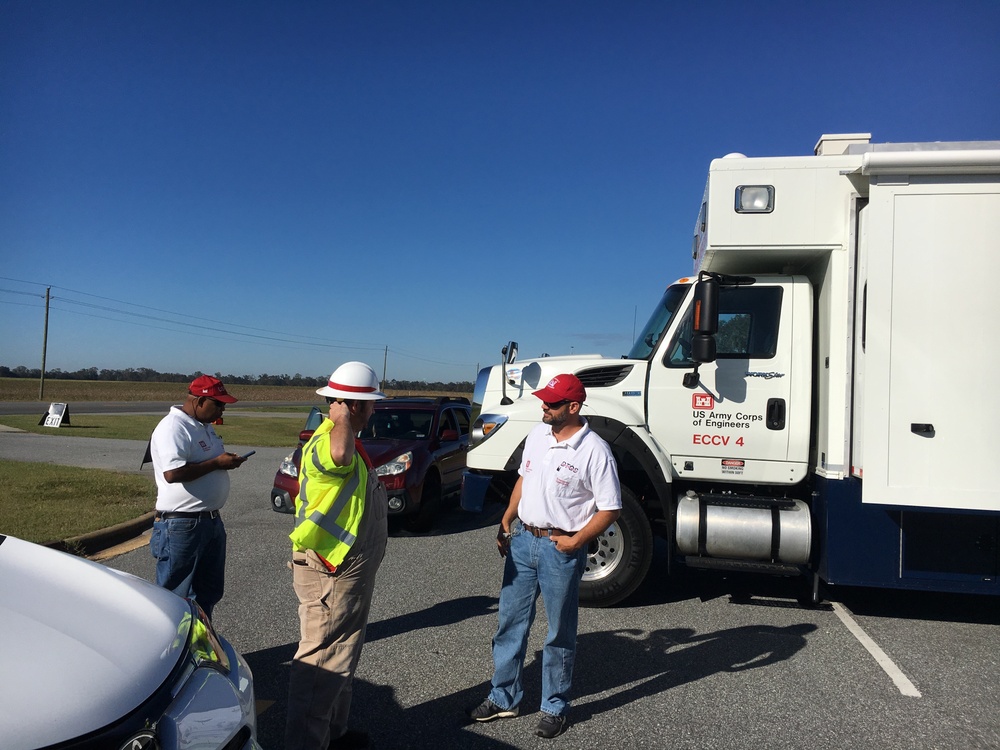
[626,283,690,360]
[360,409,435,440]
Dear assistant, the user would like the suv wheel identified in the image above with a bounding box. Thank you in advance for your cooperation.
[407,472,442,533]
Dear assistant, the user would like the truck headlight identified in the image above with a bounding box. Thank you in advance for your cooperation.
[471,414,508,446]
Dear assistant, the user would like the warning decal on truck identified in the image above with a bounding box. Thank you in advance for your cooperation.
[721,459,745,476]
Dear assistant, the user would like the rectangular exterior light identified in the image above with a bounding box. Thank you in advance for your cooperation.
[735,185,774,213]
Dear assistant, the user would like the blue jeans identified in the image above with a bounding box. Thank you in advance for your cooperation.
[150,516,226,619]
[488,520,587,717]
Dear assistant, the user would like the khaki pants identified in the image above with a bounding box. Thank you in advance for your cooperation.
[284,481,388,750]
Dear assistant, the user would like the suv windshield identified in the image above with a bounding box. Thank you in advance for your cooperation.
[360,409,435,440]
[626,283,690,360]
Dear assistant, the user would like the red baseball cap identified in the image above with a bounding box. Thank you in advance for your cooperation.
[532,373,586,404]
[188,375,238,403]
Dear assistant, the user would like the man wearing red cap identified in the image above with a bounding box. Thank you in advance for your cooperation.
[149,375,247,619]
[468,373,622,739]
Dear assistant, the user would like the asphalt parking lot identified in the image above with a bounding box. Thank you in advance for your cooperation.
[2,425,999,750]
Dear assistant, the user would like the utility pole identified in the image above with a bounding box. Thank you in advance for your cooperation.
[39,287,50,401]
[382,345,388,388]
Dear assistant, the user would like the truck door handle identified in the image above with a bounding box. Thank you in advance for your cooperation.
[911,423,935,436]
[766,398,785,430]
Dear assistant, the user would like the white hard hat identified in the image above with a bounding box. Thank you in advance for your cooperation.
[316,361,386,400]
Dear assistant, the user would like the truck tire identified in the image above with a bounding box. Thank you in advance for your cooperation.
[579,486,653,608]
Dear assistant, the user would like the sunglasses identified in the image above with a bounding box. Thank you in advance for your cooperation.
[543,400,570,410]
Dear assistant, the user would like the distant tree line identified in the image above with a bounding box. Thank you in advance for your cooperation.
[0,365,472,393]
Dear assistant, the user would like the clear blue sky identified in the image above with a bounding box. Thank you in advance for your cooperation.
[2,1,998,384]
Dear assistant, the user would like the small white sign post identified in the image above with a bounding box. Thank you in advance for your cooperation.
[41,402,71,428]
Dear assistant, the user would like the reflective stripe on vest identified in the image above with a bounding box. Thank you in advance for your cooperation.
[289,419,367,567]
[298,447,361,545]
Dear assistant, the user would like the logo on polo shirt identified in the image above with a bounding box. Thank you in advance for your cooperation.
[559,461,579,474]
[199,440,210,451]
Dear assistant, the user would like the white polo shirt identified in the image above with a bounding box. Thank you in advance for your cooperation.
[517,420,622,532]
[150,405,230,512]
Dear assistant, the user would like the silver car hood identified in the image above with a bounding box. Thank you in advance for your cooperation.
[0,536,189,748]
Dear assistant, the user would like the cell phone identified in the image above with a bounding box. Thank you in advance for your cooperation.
[240,450,256,459]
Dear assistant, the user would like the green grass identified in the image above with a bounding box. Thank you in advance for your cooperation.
[0,459,156,544]
[0,409,317,547]
[0,385,470,546]
[0,411,314,446]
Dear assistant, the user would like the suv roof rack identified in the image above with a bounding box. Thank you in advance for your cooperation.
[434,396,471,405]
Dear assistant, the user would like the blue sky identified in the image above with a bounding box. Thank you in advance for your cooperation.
[2,1,998,384]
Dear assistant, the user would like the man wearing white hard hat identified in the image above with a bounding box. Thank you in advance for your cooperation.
[285,362,388,750]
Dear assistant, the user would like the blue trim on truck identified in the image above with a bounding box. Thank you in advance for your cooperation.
[814,476,998,595]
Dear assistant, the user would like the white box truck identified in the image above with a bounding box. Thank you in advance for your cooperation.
[461,133,1000,606]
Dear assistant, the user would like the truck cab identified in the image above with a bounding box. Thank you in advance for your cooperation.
[463,134,1000,606]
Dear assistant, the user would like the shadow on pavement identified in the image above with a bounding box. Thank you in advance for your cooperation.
[247,594,816,749]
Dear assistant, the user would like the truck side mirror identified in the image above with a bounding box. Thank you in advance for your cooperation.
[691,277,719,364]
[691,335,716,362]
[500,341,518,405]
[503,341,518,365]
[693,277,719,334]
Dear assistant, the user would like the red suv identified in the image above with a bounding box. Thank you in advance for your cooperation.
[271,397,472,531]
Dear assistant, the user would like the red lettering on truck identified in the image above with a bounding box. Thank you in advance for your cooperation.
[693,434,730,446]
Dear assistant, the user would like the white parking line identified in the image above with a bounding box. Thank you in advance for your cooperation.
[832,601,921,698]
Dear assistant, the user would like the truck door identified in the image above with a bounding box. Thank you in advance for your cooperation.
[646,277,812,485]
[860,184,1000,512]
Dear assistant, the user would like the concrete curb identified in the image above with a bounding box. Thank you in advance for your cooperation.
[45,511,155,557]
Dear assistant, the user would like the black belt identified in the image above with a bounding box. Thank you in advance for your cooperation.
[520,520,568,538]
[155,510,221,520]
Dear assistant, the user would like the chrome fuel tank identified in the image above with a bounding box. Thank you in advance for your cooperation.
[676,493,811,565]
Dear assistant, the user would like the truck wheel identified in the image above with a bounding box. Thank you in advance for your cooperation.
[579,486,653,608]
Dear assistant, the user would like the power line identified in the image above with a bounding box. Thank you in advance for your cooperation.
[0,276,476,371]
[45,303,384,355]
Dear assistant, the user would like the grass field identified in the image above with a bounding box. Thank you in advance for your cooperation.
[0,378,472,546]
[1,460,155,545]
[0,377,470,403]
[0,412,312,445]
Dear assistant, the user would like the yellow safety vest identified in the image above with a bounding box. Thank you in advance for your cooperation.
[289,418,367,568]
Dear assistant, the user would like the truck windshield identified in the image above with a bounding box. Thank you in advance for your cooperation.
[626,283,690,360]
